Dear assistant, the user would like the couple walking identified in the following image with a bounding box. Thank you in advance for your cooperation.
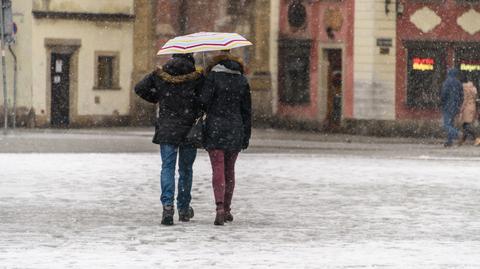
[134,51,251,226]
[441,68,480,147]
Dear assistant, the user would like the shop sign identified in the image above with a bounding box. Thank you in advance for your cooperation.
[460,62,480,72]
[413,57,434,71]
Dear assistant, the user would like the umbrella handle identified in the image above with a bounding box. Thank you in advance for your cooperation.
[202,52,206,70]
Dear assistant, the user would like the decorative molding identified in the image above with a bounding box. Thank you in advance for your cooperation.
[409,7,441,33]
[457,9,480,35]
[32,11,135,22]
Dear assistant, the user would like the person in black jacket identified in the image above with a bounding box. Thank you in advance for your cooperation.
[134,53,204,225]
[199,51,252,225]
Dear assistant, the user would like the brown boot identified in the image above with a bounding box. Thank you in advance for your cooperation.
[214,204,225,226]
[474,138,480,146]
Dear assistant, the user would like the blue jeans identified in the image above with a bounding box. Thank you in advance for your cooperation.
[160,144,197,210]
[443,112,460,144]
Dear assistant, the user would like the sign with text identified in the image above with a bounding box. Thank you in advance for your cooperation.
[460,61,480,72]
[413,57,434,71]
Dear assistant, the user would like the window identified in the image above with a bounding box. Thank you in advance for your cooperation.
[456,45,480,91]
[95,52,120,90]
[278,38,311,105]
[406,47,446,109]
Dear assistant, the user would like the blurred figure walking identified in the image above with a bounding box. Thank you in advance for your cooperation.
[200,51,252,225]
[458,79,480,146]
[440,68,464,147]
[134,53,204,225]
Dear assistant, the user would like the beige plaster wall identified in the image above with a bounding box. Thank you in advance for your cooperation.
[353,0,396,120]
[32,0,134,14]
[32,19,134,117]
[0,0,33,110]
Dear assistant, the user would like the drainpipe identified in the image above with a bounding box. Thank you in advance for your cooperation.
[8,44,15,129]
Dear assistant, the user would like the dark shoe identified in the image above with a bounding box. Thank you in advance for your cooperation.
[458,134,467,146]
[225,211,233,222]
[443,142,453,148]
[214,209,225,226]
[178,206,194,222]
[161,205,174,226]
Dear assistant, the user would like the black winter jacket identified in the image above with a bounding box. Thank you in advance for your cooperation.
[200,55,252,151]
[134,59,204,145]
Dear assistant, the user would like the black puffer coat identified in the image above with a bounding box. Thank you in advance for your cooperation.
[134,57,204,145]
[200,55,252,151]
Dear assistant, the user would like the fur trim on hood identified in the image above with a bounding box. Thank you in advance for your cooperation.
[155,67,203,84]
[206,54,245,74]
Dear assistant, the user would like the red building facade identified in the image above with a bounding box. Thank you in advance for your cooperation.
[277,0,354,127]
[396,1,480,120]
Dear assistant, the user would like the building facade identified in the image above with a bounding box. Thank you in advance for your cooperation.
[396,0,480,121]
[2,0,135,127]
[151,0,273,122]
[271,0,480,134]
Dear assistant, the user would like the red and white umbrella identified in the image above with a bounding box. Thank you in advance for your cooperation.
[157,32,253,55]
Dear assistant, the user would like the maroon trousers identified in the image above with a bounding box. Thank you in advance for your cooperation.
[207,149,239,212]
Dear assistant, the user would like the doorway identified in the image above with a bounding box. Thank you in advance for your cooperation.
[324,49,342,128]
[50,53,71,127]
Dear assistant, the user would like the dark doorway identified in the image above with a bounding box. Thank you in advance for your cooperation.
[325,49,342,127]
[51,53,71,127]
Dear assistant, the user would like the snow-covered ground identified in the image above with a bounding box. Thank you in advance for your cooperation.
[1,152,480,268]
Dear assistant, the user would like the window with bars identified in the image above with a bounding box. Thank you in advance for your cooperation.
[95,52,120,90]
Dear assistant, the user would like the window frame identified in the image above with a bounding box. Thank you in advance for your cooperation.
[93,51,121,90]
[405,43,446,109]
[278,38,312,106]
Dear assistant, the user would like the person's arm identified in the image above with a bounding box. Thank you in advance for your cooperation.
[199,74,215,113]
[241,80,252,149]
[440,82,448,108]
[134,71,160,103]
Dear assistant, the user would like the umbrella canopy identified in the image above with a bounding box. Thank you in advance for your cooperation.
[157,32,253,55]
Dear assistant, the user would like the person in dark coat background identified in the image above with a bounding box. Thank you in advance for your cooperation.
[440,68,464,147]
[134,53,204,225]
[200,51,252,226]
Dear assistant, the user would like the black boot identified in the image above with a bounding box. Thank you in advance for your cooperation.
[178,206,194,222]
[224,210,233,222]
[161,205,174,225]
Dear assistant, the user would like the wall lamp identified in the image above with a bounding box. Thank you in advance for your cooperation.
[396,2,405,16]
[385,0,391,15]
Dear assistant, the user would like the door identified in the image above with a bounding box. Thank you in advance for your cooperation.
[325,49,342,128]
[51,53,71,127]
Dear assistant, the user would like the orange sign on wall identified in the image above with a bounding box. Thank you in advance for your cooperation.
[412,57,434,71]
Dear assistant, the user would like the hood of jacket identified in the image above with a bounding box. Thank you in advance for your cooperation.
[155,67,202,84]
[447,68,459,78]
[206,54,245,74]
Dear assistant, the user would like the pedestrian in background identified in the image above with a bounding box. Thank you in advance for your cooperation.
[200,50,252,225]
[458,78,480,146]
[134,53,204,225]
[440,68,464,147]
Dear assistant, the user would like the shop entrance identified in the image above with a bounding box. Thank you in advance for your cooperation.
[50,53,71,127]
[324,49,342,128]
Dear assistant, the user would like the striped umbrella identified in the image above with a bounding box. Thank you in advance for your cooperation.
[157,32,253,55]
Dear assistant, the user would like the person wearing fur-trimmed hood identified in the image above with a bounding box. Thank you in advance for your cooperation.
[134,53,204,225]
[199,51,252,226]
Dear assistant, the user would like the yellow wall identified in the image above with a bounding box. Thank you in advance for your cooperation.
[0,0,33,111]
[32,19,133,116]
[32,0,134,14]
[354,0,396,120]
